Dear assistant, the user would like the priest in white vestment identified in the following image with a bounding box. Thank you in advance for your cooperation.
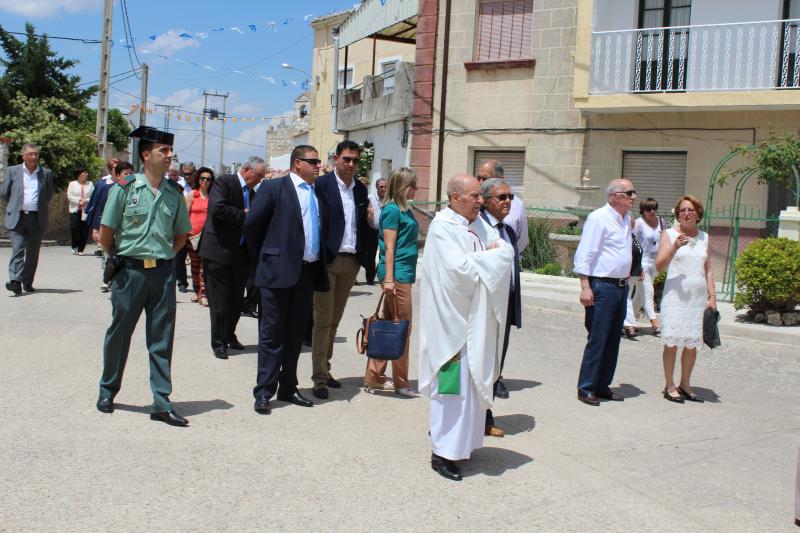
[419,174,514,481]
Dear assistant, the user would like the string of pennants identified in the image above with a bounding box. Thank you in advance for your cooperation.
[129,104,299,124]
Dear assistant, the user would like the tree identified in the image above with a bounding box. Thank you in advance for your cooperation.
[1,94,103,189]
[77,107,131,151]
[0,23,96,117]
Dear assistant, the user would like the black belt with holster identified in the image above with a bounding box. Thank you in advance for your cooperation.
[103,255,170,283]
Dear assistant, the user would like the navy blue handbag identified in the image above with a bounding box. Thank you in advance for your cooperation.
[356,292,410,360]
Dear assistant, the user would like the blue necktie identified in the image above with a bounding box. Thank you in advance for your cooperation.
[302,183,320,257]
[240,185,250,245]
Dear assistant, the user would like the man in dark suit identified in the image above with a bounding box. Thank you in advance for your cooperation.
[245,145,329,415]
[199,156,265,359]
[3,143,54,294]
[309,140,371,399]
[479,177,522,438]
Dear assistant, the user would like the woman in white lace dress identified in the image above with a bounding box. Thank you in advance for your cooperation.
[655,196,717,404]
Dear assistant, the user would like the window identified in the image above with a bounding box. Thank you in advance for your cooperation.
[338,66,355,90]
[636,0,692,92]
[473,150,526,199]
[379,58,399,93]
[473,0,533,63]
[778,0,800,88]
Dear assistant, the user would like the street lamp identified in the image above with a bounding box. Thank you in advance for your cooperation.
[281,62,312,80]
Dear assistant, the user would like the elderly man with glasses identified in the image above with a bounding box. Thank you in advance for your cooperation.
[573,178,636,406]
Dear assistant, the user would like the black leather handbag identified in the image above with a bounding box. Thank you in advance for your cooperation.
[356,291,410,360]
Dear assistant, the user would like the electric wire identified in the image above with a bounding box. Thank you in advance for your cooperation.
[4,30,101,44]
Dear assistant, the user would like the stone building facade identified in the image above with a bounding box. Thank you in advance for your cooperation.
[265,92,311,166]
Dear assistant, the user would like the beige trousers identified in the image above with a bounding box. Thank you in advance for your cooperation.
[364,281,412,389]
[311,254,360,386]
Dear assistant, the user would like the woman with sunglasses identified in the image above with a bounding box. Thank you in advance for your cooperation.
[655,195,716,404]
[624,198,664,336]
[185,167,215,306]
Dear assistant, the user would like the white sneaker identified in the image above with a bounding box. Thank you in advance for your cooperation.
[396,387,418,398]
[365,380,395,393]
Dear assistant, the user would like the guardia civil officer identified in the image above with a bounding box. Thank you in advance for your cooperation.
[95,126,193,427]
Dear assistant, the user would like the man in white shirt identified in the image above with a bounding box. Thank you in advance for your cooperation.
[476,159,529,253]
[573,178,636,406]
[364,177,386,285]
[310,140,371,399]
[2,143,53,294]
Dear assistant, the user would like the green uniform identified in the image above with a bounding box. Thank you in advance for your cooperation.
[98,173,192,412]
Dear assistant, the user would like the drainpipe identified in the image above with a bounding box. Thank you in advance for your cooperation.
[332,29,340,133]
[434,0,452,207]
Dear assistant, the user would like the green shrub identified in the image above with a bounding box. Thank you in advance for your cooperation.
[652,271,667,311]
[520,216,556,271]
[554,225,581,236]
[534,262,563,276]
[734,237,800,313]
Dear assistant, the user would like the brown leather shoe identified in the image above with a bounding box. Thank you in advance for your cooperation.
[596,390,624,401]
[484,425,505,437]
[578,393,600,406]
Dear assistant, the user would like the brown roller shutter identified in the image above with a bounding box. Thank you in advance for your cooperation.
[622,151,687,211]
[473,150,526,199]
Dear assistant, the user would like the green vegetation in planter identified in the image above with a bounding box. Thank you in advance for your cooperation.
[520,217,556,271]
[554,224,581,236]
[534,262,563,276]
[733,237,800,314]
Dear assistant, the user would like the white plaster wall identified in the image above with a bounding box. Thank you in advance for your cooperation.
[348,120,409,188]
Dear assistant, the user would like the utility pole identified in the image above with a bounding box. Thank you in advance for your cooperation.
[95,0,113,160]
[134,63,148,172]
[201,91,228,170]
[219,93,228,175]
[154,104,180,132]
[200,91,208,167]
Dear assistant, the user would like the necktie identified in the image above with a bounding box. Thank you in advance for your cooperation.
[498,223,514,289]
[240,186,250,245]
[302,183,320,257]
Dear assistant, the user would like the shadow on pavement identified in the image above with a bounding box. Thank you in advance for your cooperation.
[115,399,234,416]
[348,291,372,297]
[502,379,542,392]
[16,288,82,295]
[493,414,536,435]
[692,386,721,403]
[461,447,534,477]
[614,383,645,399]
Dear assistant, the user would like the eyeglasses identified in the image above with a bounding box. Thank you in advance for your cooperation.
[613,190,636,197]
[339,156,358,163]
[199,176,212,182]
[477,175,491,181]
[489,193,515,202]
[297,158,322,166]
[678,207,696,213]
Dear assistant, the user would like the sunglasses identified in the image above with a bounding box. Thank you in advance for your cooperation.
[339,156,358,163]
[613,190,636,197]
[297,158,322,166]
[489,193,515,202]
[199,176,213,182]
[643,206,657,212]
[477,175,491,181]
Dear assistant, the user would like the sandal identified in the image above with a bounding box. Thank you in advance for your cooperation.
[623,326,638,338]
[663,388,684,403]
[651,326,661,337]
[678,386,704,403]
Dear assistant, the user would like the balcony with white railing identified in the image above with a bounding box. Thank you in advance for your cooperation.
[581,19,800,110]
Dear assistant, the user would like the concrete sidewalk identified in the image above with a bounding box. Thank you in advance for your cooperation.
[520,272,800,347]
[0,246,798,531]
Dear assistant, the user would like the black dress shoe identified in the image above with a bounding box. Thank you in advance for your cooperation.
[241,310,259,319]
[150,410,189,427]
[5,280,21,294]
[253,396,272,414]
[177,285,189,293]
[213,347,228,359]
[277,391,314,407]
[431,453,462,481]
[312,386,329,399]
[22,284,35,292]
[227,339,245,350]
[663,388,685,404]
[326,376,342,389]
[495,379,509,399]
[596,390,624,401]
[678,386,704,403]
[578,392,600,406]
[96,397,114,413]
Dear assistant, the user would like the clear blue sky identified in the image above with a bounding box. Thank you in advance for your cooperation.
[0,0,355,166]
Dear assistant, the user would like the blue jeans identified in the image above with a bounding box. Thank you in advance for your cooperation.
[577,278,628,396]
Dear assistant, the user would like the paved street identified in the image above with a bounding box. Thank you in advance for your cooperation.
[1,246,798,531]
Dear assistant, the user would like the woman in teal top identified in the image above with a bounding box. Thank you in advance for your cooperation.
[365,167,419,397]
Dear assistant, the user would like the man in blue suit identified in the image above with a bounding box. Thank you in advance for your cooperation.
[245,145,329,415]
[309,140,372,399]
[480,178,522,438]
[3,143,53,294]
